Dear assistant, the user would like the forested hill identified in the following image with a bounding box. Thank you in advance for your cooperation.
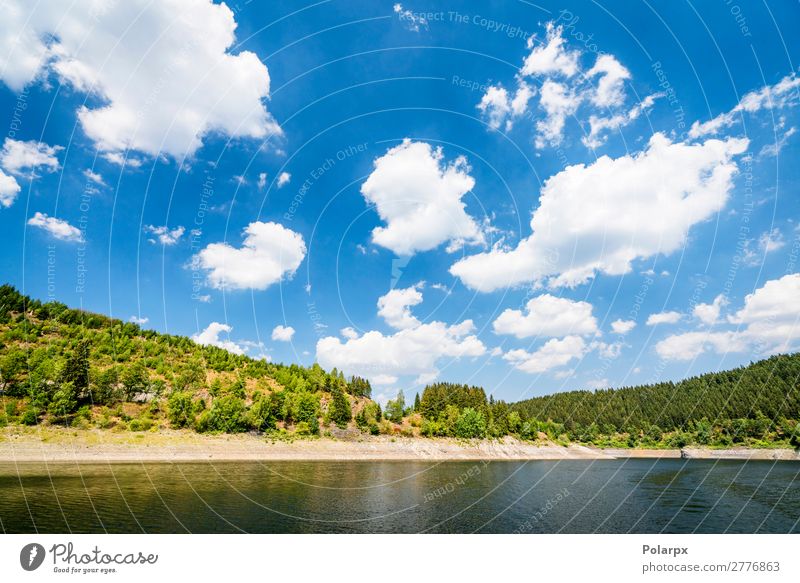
[510,353,800,440]
[1,283,799,447]
[0,284,375,435]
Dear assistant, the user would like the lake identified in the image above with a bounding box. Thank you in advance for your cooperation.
[0,459,798,533]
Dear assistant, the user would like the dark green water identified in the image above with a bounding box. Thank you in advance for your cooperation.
[0,459,798,533]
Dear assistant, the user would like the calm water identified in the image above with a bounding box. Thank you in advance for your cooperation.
[0,459,798,533]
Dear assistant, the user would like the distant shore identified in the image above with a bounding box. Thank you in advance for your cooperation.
[1,428,798,462]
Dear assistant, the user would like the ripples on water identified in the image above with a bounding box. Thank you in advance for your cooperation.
[0,459,798,533]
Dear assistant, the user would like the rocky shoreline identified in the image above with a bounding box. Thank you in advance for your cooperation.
[1,430,798,462]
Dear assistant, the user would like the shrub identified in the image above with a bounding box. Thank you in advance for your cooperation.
[294,421,318,436]
[196,395,248,433]
[454,407,487,439]
[5,401,17,417]
[20,408,38,425]
[167,391,194,428]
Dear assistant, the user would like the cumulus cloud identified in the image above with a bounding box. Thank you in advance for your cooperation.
[316,288,485,383]
[194,221,306,290]
[0,0,281,159]
[377,285,424,330]
[360,140,485,255]
[535,80,581,149]
[478,83,535,131]
[27,212,82,242]
[493,293,598,339]
[477,22,658,149]
[521,22,579,77]
[450,133,748,292]
[277,172,291,188]
[587,54,630,107]
[144,225,185,246]
[690,73,800,138]
[83,169,106,186]
[340,327,360,340]
[0,169,21,208]
[257,172,267,190]
[192,322,245,355]
[0,139,61,177]
[0,139,62,207]
[693,294,728,325]
[646,311,682,326]
[656,273,800,360]
[611,319,636,335]
[129,315,149,325]
[503,335,587,374]
[271,325,295,342]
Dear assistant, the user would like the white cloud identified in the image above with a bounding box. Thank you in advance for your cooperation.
[0,139,62,208]
[317,288,485,383]
[27,212,82,242]
[377,285,424,330]
[450,133,749,292]
[83,169,105,186]
[535,80,581,149]
[0,0,281,159]
[340,327,360,340]
[503,335,586,373]
[759,228,785,253]
[0,138,61,176]
[693,294,729,325]
[592,340,623,359]
[257,172,267,190]
[759,126,797,158]
[611,319,636,335]
[587,54,630,107]
[317,320,485,384]
[657,273,800,360]
[646,311,682,326]
[583,93,662,149]
[103,152,142,168]
[654,331,746,360]
[192,322,245,355]
[521,22,579,77]
[194,221,306,291]
[360,140,485,256]
[271,325,295,342]
[478,83,535,131]
[129,315,149,325]
[277,172,291,188]
[144,225,185,246]
[0,169,21,208]
[690,73,800,138]
[477,22,655,150]
[493,293,598,339]
[393,3,428,32]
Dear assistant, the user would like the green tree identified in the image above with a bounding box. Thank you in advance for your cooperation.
[329,387,352,428]
[385,390,405,423]
[196,395,248,433]
[167,391,194,428]
[454,407,487,438]
[48,381,78,420]
[60,340,90,397]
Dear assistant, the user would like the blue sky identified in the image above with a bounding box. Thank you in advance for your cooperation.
[1,0,799,404]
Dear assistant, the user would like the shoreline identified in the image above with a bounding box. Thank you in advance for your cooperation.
[1,429,799,462]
